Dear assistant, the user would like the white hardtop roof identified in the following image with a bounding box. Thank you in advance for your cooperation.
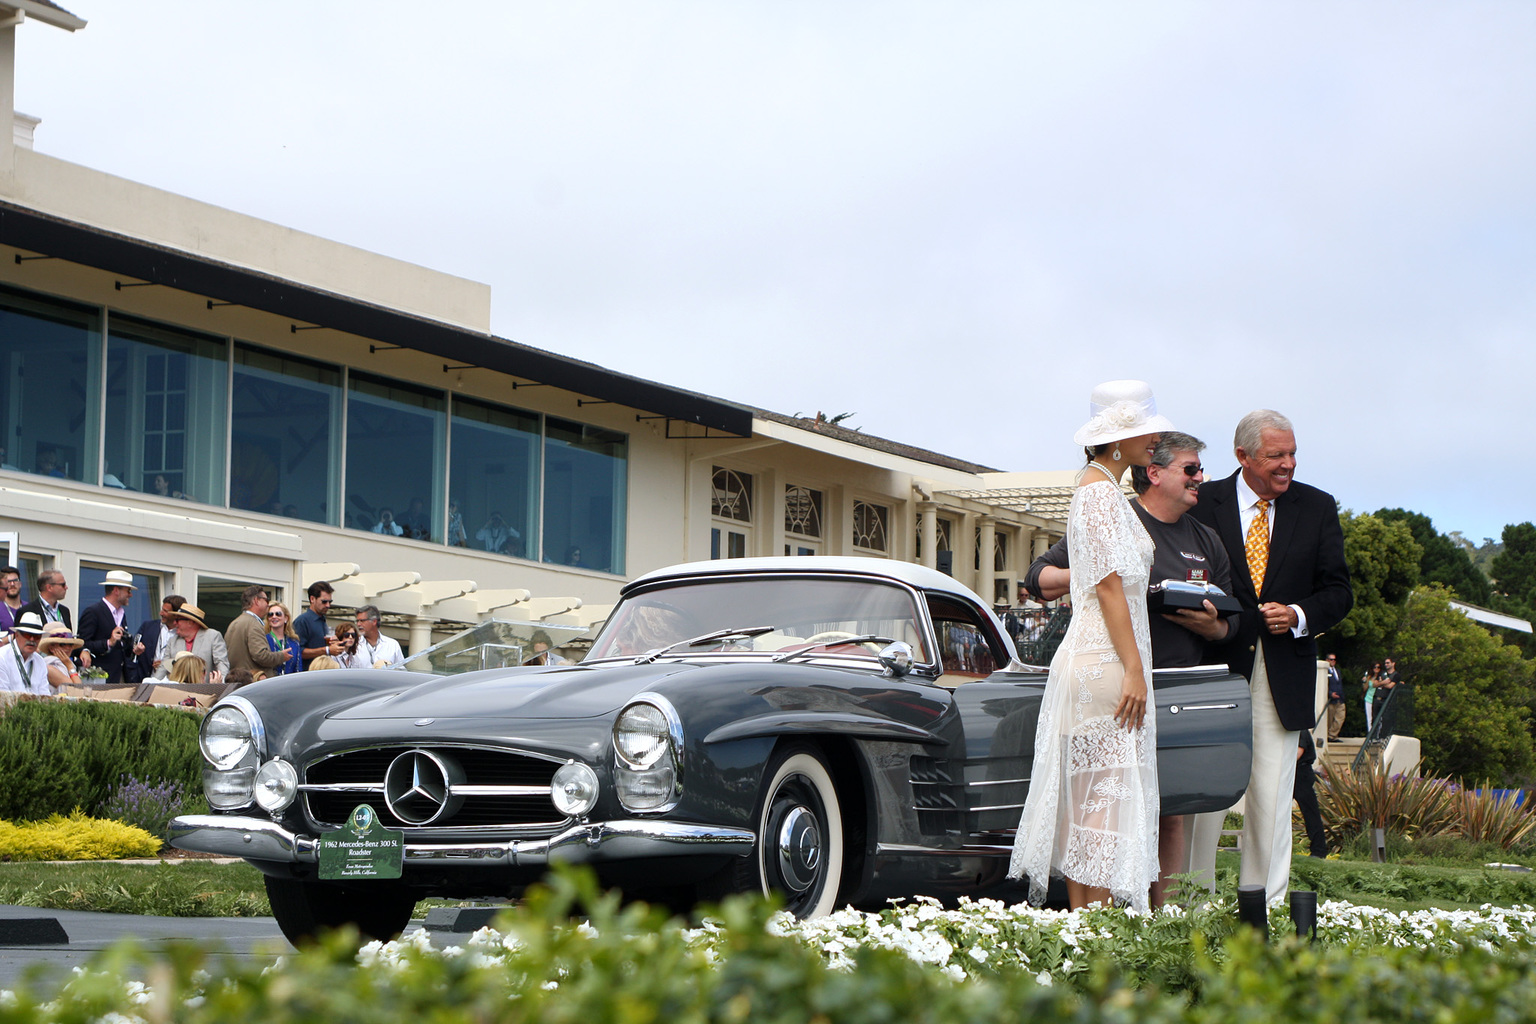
[626,556,989,604]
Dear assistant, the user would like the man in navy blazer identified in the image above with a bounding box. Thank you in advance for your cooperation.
[132,595,187,682]
[1188,410,1352,905]
[77,570,147,686]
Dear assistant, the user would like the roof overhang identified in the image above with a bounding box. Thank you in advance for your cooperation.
[0,201,753,436]
[1449,600,1533,634]
[1,2,86,31]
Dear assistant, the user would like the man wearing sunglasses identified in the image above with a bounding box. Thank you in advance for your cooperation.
[293,580,343,670]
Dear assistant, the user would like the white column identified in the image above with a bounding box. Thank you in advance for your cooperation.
[407,615,434,656]
[976,516,996,601]
[0,25,15,178]
[761,468,783,558]
[918,503,937,569]
[1032,529,1051,560]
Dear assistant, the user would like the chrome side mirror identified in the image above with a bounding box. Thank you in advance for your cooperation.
[878,641,913,678]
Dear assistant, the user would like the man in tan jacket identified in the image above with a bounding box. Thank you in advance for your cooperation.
[224,584,293,678]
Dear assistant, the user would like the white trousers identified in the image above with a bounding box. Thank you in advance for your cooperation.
[1242,648,1300,904]
[1184,647,1299,906]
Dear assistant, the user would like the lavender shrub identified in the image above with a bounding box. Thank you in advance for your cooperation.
[99,774,196,845]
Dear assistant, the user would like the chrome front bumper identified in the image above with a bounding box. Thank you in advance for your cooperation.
[168,814,755,866]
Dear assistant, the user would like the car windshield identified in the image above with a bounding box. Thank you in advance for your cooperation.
[588,576,929,663]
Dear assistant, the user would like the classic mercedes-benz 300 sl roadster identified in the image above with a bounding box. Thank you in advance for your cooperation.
[171,557,1250,942]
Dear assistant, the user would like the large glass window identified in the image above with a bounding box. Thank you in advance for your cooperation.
[853,499,890,553]
[104,316,227,503]
[231,345,342,524]
[0,285,103,483]
[449,397,539,557]
[346,373,445,541]
[785,484,822,538]
[543,417,626,573]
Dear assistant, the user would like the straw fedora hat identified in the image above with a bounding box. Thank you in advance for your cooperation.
[1072,379,1176,448]
[10,611,47,635]
[172,604,208,629]
[101,569,137,589]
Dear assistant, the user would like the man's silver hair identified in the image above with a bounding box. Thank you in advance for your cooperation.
[1151,431,1205,466]
[1234,410,1293,454]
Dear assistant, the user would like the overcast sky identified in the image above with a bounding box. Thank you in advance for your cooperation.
[17,3,1535,545]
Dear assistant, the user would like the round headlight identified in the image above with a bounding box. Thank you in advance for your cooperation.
[614,702,671,769]
[201,706,255,770]
[551,761,599,818]
[254,759,299,813]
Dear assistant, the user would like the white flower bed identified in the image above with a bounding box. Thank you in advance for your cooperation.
[400,895,1536,983]
[737,896,1536,980]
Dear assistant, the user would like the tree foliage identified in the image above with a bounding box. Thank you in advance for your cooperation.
[1375,508,1492,604]
[1394,585,1535,784]
[1488,523,1536,659]
[1330,511,1422,671]
[1491,523,1536,600]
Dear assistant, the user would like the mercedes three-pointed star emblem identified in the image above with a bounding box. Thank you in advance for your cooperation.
[383,749,463,825]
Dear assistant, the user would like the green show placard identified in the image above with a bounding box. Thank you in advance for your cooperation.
[318,804,405,880]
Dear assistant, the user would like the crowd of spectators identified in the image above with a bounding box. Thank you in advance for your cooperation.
[0,568,409,697]
[992,599,1062,648]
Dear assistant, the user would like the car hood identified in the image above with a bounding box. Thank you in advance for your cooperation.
[326,663,698,721]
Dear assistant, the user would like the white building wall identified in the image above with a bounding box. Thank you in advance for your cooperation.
[9,148,492,333]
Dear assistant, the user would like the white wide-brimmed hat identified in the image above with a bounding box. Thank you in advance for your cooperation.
[11,611,47,635]
[101,570,136,589]
[1072,379,1176,447]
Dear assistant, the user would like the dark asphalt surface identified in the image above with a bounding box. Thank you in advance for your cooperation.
[0,904,494,995]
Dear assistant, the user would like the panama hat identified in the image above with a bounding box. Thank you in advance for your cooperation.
[1072,380,1177,447]
[101,570,137,589]
[38,622,84,650]
[10,611,46,635]
[171,604,208,628]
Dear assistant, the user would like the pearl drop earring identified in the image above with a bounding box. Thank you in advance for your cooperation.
[1112,444,1122,462]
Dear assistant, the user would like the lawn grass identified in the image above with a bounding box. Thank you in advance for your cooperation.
[1202,848,1536,913]
[0,860,496,919]
[0,859,271,917]
[6,839,1536,919]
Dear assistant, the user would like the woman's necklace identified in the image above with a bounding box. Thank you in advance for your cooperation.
[1085,461,1120,485]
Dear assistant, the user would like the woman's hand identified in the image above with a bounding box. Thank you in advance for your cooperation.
[1114,668,1148,730]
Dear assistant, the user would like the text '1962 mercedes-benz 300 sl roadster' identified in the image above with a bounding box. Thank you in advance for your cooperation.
[171,557,1251,942]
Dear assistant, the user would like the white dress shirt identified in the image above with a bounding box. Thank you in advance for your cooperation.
[0,643,50,694]
[1235,473,1308,637]
[357,632,405,669]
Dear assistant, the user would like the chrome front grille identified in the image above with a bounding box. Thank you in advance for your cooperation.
[302,745,566,833]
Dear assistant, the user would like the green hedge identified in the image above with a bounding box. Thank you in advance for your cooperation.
[0,697,202,821]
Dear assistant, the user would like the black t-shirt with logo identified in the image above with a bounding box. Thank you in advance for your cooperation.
[1022,502,1238,669]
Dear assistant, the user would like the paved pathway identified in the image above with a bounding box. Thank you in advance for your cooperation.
[0,904,494,994]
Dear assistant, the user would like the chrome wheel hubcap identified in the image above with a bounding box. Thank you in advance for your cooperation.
[774,804,822,893]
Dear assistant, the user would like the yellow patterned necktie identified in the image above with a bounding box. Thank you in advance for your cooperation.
[1246,499,1270,595]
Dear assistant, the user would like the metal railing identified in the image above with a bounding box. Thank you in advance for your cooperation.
[1350,685,1409,774]
[1014,606,1072,666]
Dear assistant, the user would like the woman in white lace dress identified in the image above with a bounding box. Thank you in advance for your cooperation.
[1009,380,1174,912]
